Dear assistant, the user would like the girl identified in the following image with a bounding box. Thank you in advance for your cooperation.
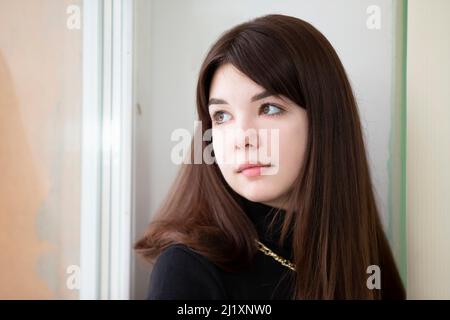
[135,14,405,300]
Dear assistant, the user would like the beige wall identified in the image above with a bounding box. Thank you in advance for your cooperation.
[0,0,82,299]
[407,0,450,299]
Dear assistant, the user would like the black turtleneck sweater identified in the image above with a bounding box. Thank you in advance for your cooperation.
[146,199,295,300]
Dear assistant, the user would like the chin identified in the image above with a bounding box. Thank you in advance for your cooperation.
[238,188,280,204]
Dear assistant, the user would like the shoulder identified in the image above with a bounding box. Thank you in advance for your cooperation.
[147,244,227,300]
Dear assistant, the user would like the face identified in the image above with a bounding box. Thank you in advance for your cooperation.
[208,63,308,209]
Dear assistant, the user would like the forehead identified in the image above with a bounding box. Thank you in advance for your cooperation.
[209,63,263,99]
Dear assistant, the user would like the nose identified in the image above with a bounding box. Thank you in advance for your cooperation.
[234,116,259,150]
[235,133,259,150]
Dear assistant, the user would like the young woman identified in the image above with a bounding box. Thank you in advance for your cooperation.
[135,14,405,300]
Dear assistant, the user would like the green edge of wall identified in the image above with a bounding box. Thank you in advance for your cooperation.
[387,0,408,288]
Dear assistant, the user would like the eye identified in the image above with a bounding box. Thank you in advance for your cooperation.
[261,103,284,116]
[212,111,232,125]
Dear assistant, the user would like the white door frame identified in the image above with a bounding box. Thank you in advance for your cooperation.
[80,0,134,300]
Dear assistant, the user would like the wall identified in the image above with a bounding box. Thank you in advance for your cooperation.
[0,0,82,299]
[132,0,404,299]
[407,0,450,299]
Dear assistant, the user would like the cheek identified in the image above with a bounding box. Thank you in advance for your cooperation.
[212,134,225,165]
[212,129,234,173]
[212,128,228,164]
[277,121,308,177]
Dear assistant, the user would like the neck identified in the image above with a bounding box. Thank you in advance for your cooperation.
[238,197,293,260]
[260,200,288,211]
[259,193,290,211]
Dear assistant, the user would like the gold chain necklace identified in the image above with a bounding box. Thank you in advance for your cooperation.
[255,239,296,272]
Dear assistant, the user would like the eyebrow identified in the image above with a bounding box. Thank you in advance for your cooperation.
[208,90,274,107]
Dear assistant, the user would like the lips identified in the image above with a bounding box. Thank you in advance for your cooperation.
[236,162,271,173]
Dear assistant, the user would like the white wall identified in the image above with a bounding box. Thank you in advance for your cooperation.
[132,0,404,299]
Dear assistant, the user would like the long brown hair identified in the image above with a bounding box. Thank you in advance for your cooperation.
[135,14,405,299]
